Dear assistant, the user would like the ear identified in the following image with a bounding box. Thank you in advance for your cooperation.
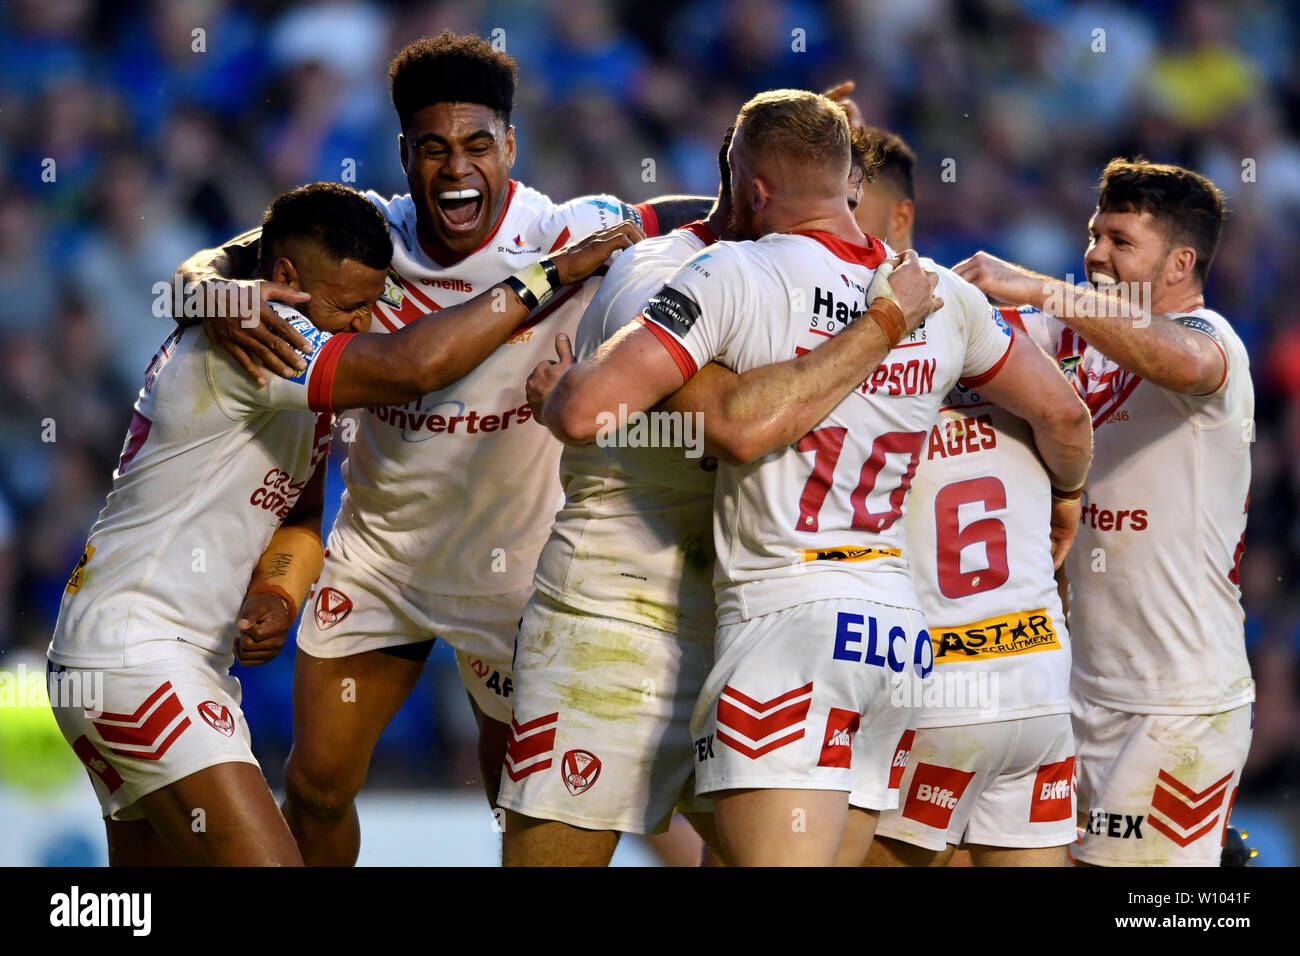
[504,124,517,170]
[892,199,915,243]
[270,257,301,292]
[398,133,409,176]
[1167,245,1197,286]
[752,175,773,212]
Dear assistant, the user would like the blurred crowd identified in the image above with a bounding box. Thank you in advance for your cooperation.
[1,0,1298,796]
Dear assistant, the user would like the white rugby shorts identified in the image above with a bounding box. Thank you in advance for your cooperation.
[691,597,927,804]
[48,646,258,821]
[496,592,713,833]
[296,539,527,722]
[873,713,1076,851]
[1072,694,1251,866]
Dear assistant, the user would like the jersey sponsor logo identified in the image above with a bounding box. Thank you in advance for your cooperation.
[465,655,514,699]
[812,285,865,324]
[694,733,716,762]
[926,414,997,460]
[197,700,235,737]
[816,707,861,768]
[273,307,330,385]
[66,544,95,594]
[889,729,915,790]
[1080,501,1148,531]
[1171,314,1222,344]
[91,681,191,760]
[142,327,183,395]
[582,197,643,232]
[1085,809,1143,839]
[313,586,353,630]
[116,411,153,477]
[931,609,1061,662]
[1147,769,1234,848]
[643,286,702,339]
[715,682,814,758]
[798,545,901,563]
[989,306,1012,337]
[250,468,308,520]
[902,763,975,829]
[365,399,533,442]
[504,712,557,781]
[833,612,933,679]
[861,358,938,397]
[71,735,123,794]
[561,749,602,795]
[1030,756,1075,823]
[419,277,473,293]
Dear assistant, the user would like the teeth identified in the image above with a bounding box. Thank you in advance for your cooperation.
[438,189,481,200]
[1091,271,1117,286]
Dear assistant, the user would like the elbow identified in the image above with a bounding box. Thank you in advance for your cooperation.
[707,431,761,466]
[547,388,602,444]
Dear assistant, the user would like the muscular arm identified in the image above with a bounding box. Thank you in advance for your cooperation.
[175,227,262,292]
[973,329,1092,492]
[660,315,893,465]
[330,221,641,410]
[953,253,1225,395]
[543,322,687,443]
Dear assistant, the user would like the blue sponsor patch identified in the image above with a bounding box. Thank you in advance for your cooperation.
[268,303,329,385]
[989,307,1012,337]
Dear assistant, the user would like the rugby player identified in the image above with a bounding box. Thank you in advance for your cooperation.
[850,131,1090,867]
[174,32,710,865]
[541,90,1091,866]
[954,158,1254,866]
[499,128,937,867]
[48,182,636,866]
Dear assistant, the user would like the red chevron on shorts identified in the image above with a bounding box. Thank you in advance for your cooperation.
[504,712,557,781]
[92,681,191,761]
[715,682,813,759]
[1148,769,1234,847]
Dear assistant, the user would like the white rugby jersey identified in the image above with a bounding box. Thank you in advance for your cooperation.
[1043,305,1255,715]
[903,307,1071,727]
[334,184,655,595]
[50,308,347,667]
[533,222,719,638]
[641,232,1015,624]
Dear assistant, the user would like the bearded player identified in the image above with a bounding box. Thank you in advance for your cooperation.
[500,127,939,866]
[541,90,1091,865]
[48,182,636,865]
[174,33,710,865]
[844,132,1092,866]
[955,158,1253,866]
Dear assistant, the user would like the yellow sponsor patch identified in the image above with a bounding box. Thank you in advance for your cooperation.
[65,544,95,594]
[931,608,1060,662]
[798,545,902,563]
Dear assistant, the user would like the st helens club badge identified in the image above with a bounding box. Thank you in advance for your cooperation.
[198,700,235,737]
[561,749,601,796]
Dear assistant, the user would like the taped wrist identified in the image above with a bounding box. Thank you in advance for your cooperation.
[247,525,324,620]
[868,300,908,348]
[502,259,561,311]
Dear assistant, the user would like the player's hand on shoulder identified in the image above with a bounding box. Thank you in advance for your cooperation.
[551,220,646,285]
[233,591,293,666]
[871,250,943,333]
[1049,495,1082,570]
[526,332,576,422]
[952,251,1045,307]
[201,279,313,386]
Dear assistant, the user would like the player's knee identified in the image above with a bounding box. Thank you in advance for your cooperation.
[284,751,366,817]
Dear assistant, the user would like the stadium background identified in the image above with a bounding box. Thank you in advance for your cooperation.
[0,0,1297,865]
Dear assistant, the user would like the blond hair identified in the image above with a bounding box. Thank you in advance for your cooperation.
[734,89,851,181]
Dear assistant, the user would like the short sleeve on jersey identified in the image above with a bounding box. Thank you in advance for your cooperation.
[557,195,656,249]
[217,305,355,414]
[638,244,745,380]
[954,279,1015,386]
[1171,314,1230,396]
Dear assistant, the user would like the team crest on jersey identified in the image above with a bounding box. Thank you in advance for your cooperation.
[314,587,353,630]
[198,700,235,737]
[561,749,602,795]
